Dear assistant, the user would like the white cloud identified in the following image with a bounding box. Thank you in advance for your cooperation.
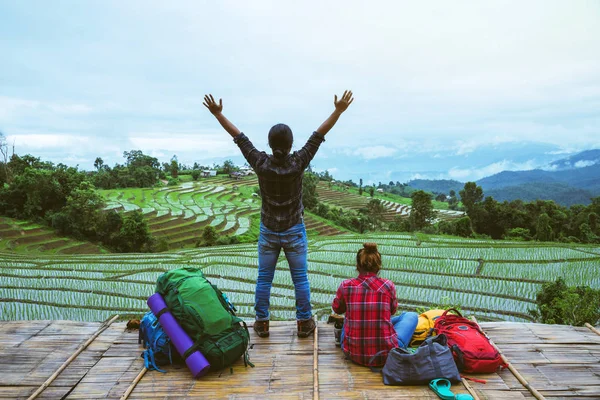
[546,149,576,155]
[574,160,598,168]
[343,146,398,160]
[7,134,93,149]
[448,159,540,181]
[453,135,525,156]
[541,164,559,171]
[0,96,92,120]
[63,155,91,163]
[47,104,92,114]
[4,133,123,169]
[128,132,239,159]
[409,173,428,180]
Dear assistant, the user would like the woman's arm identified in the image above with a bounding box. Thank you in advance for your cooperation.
[315,90,354,136]
[203,94,241,138]
[332,283,347,314]
[390,283,398,315]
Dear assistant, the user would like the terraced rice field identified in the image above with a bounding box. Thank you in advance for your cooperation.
[304,216,345,236]
[2,233,598,323]
[0,218,104,254]
[316,183,371,210]
[101,176,344,248]
[100,177,261,247]
[378,200,464,222]
[316,183,464,222]
[0,176,345,255]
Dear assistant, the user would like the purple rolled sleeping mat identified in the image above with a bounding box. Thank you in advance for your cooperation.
[147,293,210,378]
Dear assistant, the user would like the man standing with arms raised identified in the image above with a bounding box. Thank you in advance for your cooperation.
[203,90,354,338]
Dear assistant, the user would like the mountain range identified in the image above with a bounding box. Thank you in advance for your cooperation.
[407,150,600,206]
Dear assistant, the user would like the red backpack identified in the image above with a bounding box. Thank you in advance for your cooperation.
[434,309,506,373]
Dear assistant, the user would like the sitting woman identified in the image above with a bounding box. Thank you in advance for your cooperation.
[332,242,418,367]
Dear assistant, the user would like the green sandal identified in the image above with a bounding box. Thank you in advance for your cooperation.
[429,378,474,400]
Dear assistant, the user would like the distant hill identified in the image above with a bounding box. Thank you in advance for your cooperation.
[548,149,600,171]
[485,182,594,207]
[477,162,600,192]
[406,179,464,194]
[405,150,600,206]
[476,150,600,206]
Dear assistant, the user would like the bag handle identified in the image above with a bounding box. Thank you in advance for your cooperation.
[432,333,447,347]
[427,327,436,339]
[441,308,463,318]
[368,350,388,373]
[428,340,443,379]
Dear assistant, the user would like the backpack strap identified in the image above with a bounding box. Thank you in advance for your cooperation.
[461,374,487,384]
[240,321,255,368]
[167,341,173,365]
[206,279,238,315]
[182,342,201,360]
[143,348,166,373]
[154,307,169,319]
[212,284,238,315]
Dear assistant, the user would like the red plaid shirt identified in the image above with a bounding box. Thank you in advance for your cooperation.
[332,273,398,366]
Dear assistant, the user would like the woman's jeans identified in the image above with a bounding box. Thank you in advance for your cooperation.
[340,312,419,349]
[255,221,312,321]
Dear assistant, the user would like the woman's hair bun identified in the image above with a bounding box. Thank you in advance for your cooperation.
[273,149,285,159]
[363,242,378,253]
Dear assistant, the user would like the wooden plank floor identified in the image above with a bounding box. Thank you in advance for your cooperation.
[1,320,599,399]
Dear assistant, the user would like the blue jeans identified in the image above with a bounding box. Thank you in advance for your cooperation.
[255,221,312,321]
[340,312,419,349]
[392,312,419,348]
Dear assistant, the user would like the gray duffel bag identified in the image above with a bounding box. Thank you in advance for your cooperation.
[378,333,461,385]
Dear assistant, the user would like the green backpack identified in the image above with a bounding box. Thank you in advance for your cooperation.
[156,266,252,370]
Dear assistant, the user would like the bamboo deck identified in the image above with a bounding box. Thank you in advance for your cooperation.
[1,320,599,399]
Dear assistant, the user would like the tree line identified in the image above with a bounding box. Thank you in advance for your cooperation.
[92,151,240,189]
[0,152,159,252]
[457,182,599,243]
[0,143,249,252]
[303,172,600,243]
[391,182,599,244]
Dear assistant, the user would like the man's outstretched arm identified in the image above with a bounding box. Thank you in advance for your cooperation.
[204,94,265,169]
[296,90,354,169]
[315,90,354,136]
[203,94,241,138]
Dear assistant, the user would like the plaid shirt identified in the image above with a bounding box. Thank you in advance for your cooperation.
[233,131,325,232]
[332,273,399,366]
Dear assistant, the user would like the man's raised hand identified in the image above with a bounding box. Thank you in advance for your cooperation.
[334,90,354,113]
[315,90,354,135]
[203,94,241,138]
[203,94,223,116]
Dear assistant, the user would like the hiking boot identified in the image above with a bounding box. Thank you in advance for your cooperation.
[297,318,316,338]
[253,320,269,338]
[334,327,342,347]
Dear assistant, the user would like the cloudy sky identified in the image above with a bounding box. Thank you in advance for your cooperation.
[1,1,599,183]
